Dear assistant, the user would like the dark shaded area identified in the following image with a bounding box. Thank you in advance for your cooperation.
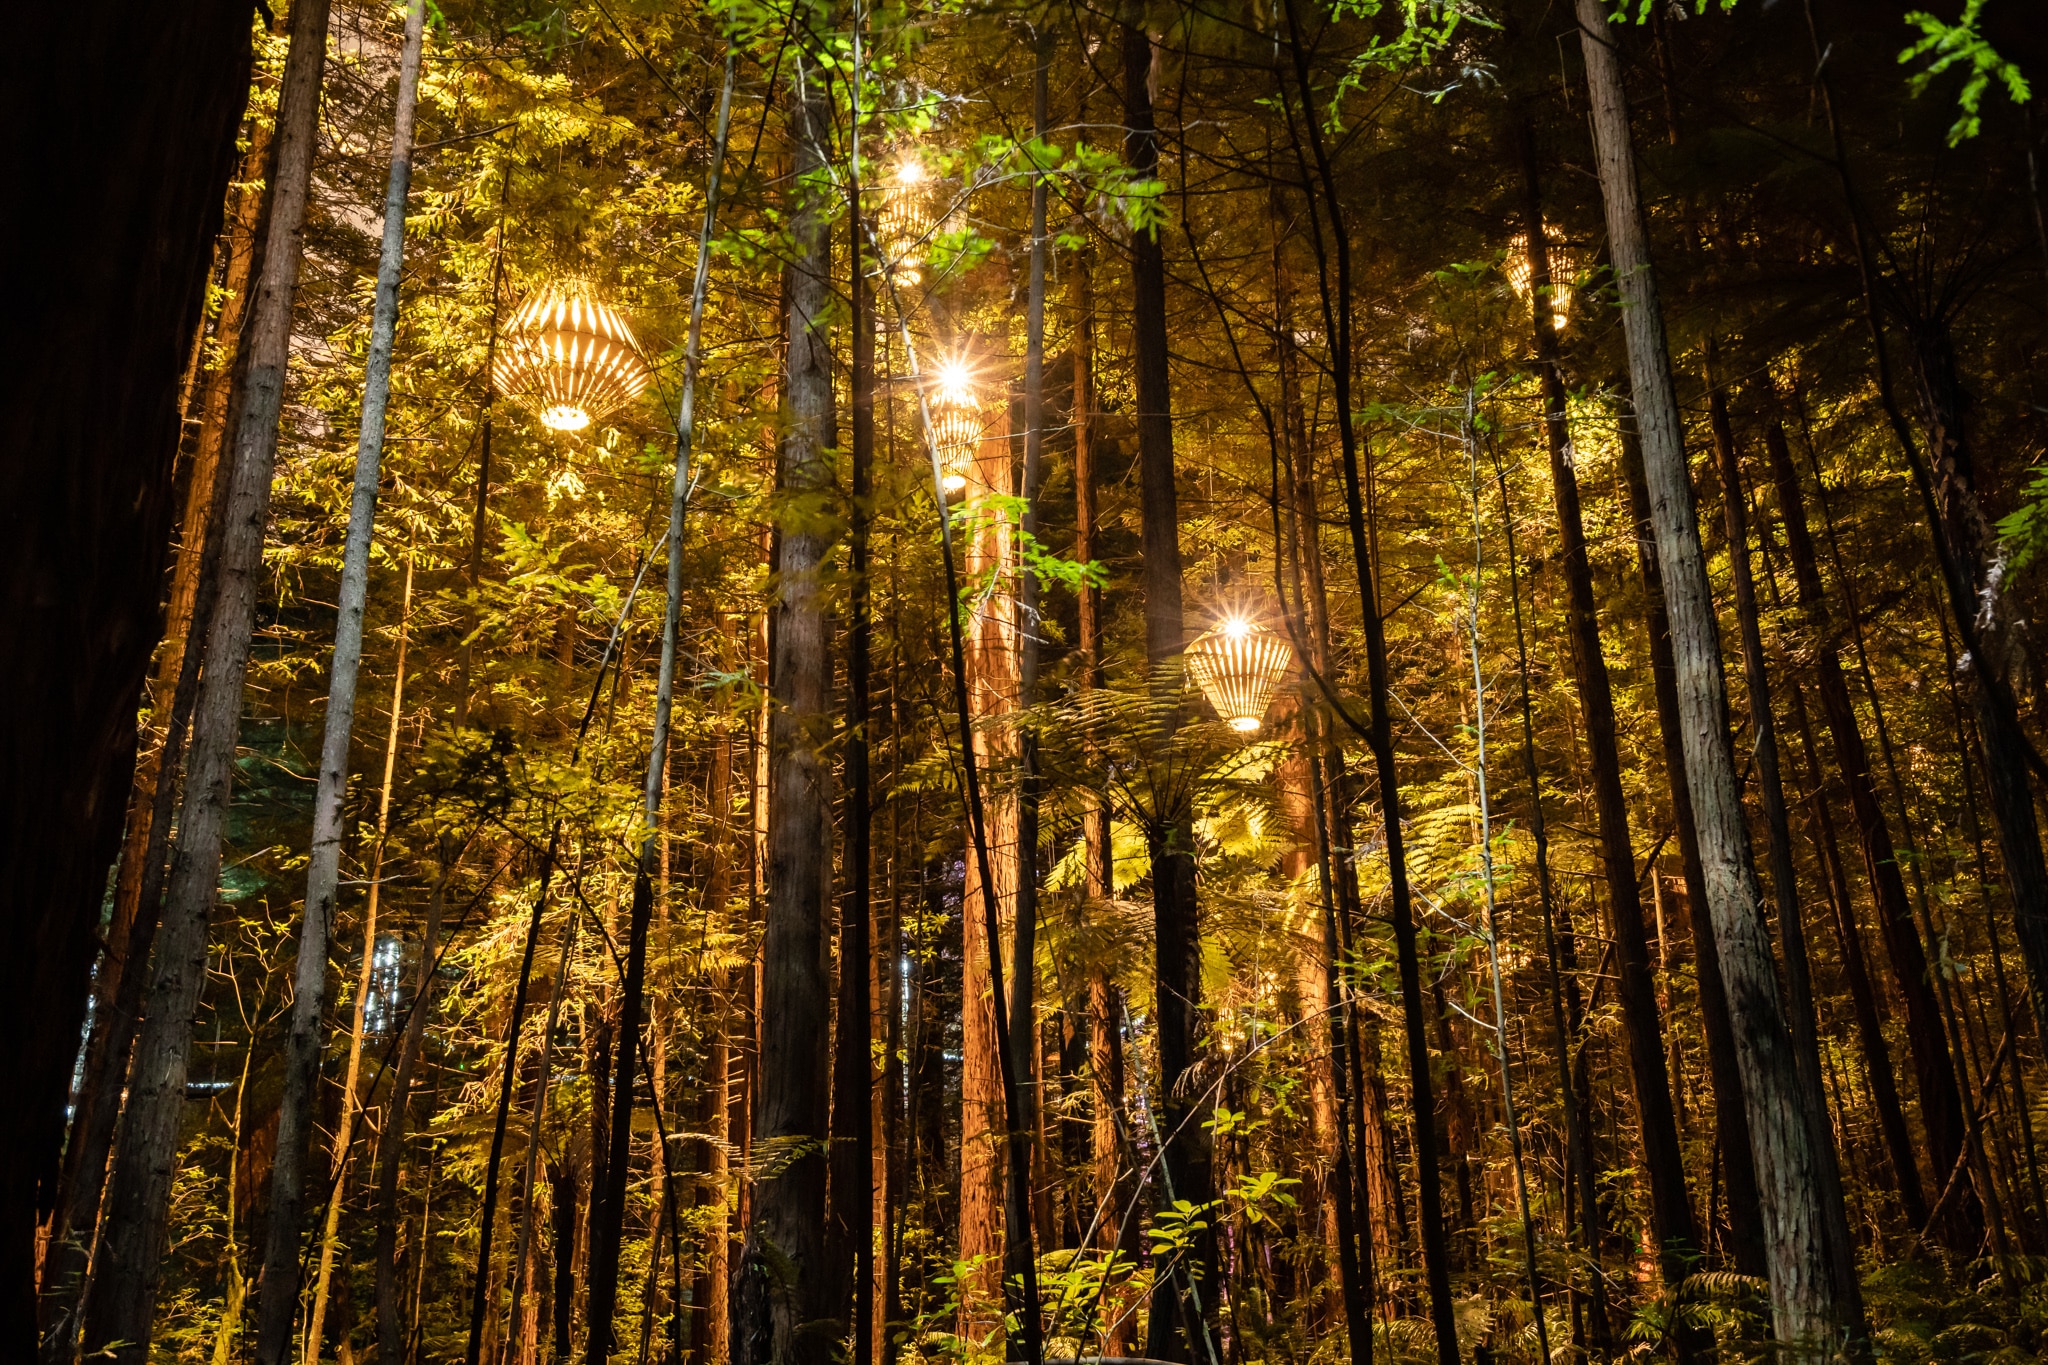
[0,0,252,1345]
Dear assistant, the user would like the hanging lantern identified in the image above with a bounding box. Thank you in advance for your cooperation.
[492,279,652,432]
[874,153,938,282]
[927,361,987,495]
[1504,231,1573,333]
[1185,617,1293,733]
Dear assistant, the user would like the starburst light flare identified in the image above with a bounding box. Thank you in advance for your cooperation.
[927,359,989,494]
[1185,616,1294,733]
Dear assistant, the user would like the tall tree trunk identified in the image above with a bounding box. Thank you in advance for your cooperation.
[732,37,835,1365]
[1275,1,1456,1353]
[1120,19,1210,1360]
[959,356,1022,1335]
[307,553,416,1363]
[1513,130,1701,1323]
[1613,400,1768,1278]
[257,8,423,1353]
[1708,379,1868,1348]
[1492,449,1610,1349]
[1072,246,1135,1356]
[1576,2,1841,1348]
[377,846,454,1365]
[1011,27,1052,1252]
[825,75,877,1365]
[1759,406,1933,1227]
[0,5,249,1341]
[82,1,331,1354]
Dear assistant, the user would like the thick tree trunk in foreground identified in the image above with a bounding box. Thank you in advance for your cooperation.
[1578,2,1841,1349]
[83,2,331,1356]
[257,6,424,1354]
[0,2,249,1347]
[733,42,835,1365]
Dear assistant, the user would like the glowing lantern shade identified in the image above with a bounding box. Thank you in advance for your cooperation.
[1504,231,1573,333]
[1185,617,1293,733]
[492,279,651,432]
[927,361,986,494]
[875,154,937,281]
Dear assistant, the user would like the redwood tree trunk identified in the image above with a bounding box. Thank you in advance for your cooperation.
[1577,1,1842,1347]
[732,40,835,1365]
[82,2,330,1355]
[0,3,250,1348]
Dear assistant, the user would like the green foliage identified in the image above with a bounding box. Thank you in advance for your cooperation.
[1900,0,2031,144]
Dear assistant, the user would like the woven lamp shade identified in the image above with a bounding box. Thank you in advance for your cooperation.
[1186,619,1293,733]
[1504,231,1573,332]
[874,157,937,279]
[927,368,989,493]
[492,280,651,432]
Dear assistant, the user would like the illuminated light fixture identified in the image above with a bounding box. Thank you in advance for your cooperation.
[1185,616,1293,733]
[874,153,938,281]
[1504,231,1574,333]
[927,360,988,494]
[492,279,651,432]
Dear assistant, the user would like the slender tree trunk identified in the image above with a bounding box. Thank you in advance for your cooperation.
[1072,246,1135,1356]
[1614,398,1768,1278]
[257,10,423,1354]
[1708,377,1868,1349]
[307,553,416,1363]
[71,116,276,1217]
[1759,407,1932,1226]
[824,76,877,1364]
[1492,452,1610,1348]
[1577,2,1841,1348]
[1514,134,1700,1321]
[1011,27,1052,1253]
[82,2,332,1354]
[733,38,835,1365]
[1120,19,1210,1360]
[40,328,245,1362]
[1275,1,1455,1353]
[376,847,454,1365]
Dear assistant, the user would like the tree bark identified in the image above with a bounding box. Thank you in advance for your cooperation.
[256,6,424,1353]
[1576,2,1839,1348]
[1613,400,1768,1278]
[376,847,454,1365]
[81,2,330,1354]
[1759,407,1934,1227]
[959,359,1022,1335]
[732,39,835,1365]
[0,7,249,1335]
[1708,379,1867,1349]
[1120,19,1211,1360]
[1514,135,1701,1318]
[824,86,877,1365]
